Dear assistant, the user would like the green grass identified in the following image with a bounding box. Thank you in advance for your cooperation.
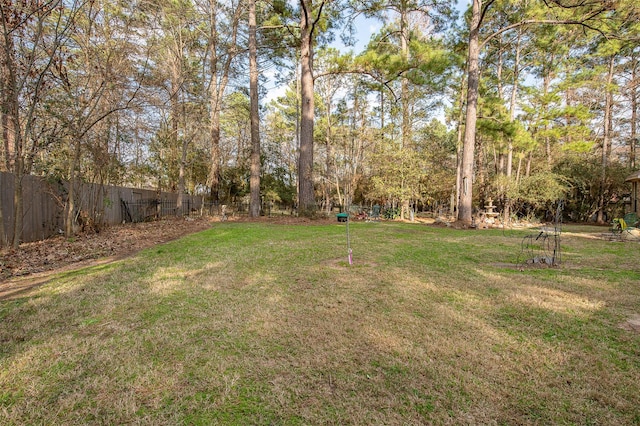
[1,221,639,425]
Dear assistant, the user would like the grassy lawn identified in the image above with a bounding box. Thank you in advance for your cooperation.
[1,221,639,425]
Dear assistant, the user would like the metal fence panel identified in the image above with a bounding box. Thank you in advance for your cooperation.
[120,198,200,223]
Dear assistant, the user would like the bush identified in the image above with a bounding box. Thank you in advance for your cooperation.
[383,207,400,219]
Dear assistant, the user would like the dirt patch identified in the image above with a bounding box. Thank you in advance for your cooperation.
[0,217,213,294]
[620,315,640,333]
[322,257,379,270]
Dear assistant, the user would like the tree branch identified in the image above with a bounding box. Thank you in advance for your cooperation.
[300,0,310,33]
[310,0,327,40]
[0,0,61,36]
[543,0,610,10]
[313,67,400,102]
[480,11,608,49]
[479,0,497,28]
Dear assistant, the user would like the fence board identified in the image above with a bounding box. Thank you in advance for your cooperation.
[0,171,204,245]
[0,172,14,244]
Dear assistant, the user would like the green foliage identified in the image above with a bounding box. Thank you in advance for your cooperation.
[4,0,639,232]
[368,143,427,204]
[554,154,632,221]
[383,206,400,219]
[261,173,296,207]
[221,166,249,201]
[416,120,457,203]
[495,171,569,219]
[517,172,569,208]
[477,115,516,142]
[356,23,452,90]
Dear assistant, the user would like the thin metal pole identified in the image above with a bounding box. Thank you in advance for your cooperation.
[346,214,352,265]
[346,190,352,265]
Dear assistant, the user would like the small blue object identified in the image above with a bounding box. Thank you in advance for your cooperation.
[336,213,349,222]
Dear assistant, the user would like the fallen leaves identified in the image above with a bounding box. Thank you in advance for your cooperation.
[1,217,212,281]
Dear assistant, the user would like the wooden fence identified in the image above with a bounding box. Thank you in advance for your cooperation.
[0,171,203,244]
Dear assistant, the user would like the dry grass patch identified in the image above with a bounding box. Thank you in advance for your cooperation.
[1,222,639,424]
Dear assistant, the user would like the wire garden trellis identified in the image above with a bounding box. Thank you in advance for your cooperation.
[517,200,563,268]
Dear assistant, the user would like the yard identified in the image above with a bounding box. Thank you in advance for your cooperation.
[1,221,639,424]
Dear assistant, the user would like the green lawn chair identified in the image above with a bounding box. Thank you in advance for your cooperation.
[623,212,639,228]
[367,204,381,222]
[610,216,637,241]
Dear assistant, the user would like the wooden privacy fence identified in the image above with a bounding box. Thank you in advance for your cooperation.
[0,171,203,244]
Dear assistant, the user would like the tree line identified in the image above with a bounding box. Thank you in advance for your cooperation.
[1,0,638,248]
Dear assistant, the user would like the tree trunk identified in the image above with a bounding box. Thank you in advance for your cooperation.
[298,0,315,216]
[0,112,10,171]
[65,136,81,238]
[325,102,335,214]
[458,0,482,225]
[7,91,21,248]
[564,86,574,148]
[503,30,522,225]
[334,157,343,209]
[544,72,553,168]
[400,7,410,149]
[0,91,14,172]
[208,3,220,203]
[347,89,365,213]
[0,17,15,173]
[516,154,523,185]
[477,136,486,189]
[0,172,5,247]
[507,30,522,179]
[399,5,411,220]
[631,53,637,169]
[454,67,467,217]
[176,137,187,216]
[496,36,505,176]
[0,21,20,247]
[173,66,185,215]
[12,154,23,248]
[209,110,221,203]
[597,56,615,224]
[379,87,385,133]
[207,1,240,204]
[248,0,261,218]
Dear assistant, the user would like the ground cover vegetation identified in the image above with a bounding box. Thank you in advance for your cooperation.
[1,222,639,424]
[1,1,639,248]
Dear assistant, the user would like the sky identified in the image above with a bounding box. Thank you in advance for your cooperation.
[261,14,380,103]
[262,0,471,104]
[335,0,470,54]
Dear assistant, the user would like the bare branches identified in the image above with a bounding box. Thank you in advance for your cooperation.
[0,0,61,36]
[313,67,401,102]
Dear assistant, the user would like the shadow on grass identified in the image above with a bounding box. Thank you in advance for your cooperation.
[1,222,639,424]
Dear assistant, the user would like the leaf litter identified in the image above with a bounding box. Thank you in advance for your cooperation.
[0,217,212,290]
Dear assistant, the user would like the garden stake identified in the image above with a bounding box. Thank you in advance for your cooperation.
[346,210,353,265]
